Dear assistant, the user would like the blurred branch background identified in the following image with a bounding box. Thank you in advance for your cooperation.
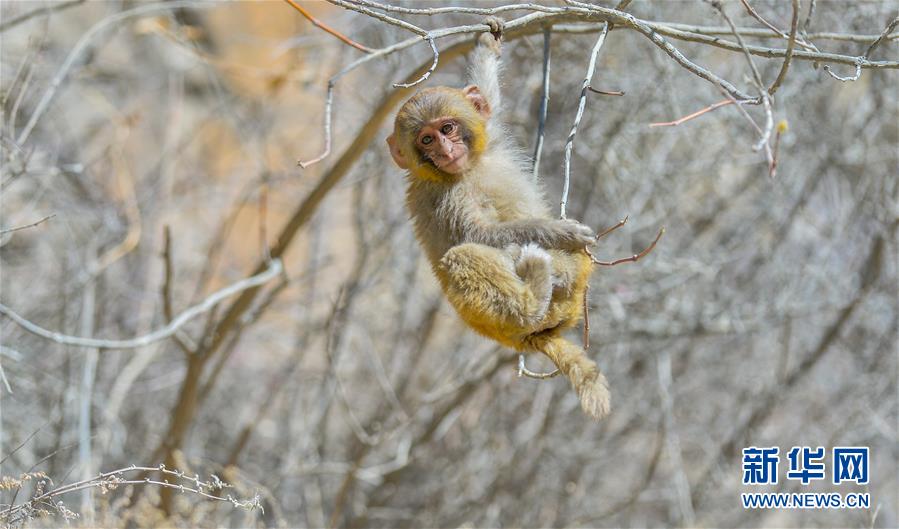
[0,1,896,527]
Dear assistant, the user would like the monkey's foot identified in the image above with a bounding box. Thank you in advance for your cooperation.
[514,244,551,282]
[514,244,553,322]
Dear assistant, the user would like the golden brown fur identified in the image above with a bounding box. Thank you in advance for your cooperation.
[387,27,610,419]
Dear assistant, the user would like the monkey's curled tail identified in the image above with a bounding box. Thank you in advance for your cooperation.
[526,335,611,420]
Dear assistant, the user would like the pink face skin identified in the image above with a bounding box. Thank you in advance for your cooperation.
[416,117,469,175]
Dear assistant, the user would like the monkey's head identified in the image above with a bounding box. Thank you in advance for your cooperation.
[387,86,490,181]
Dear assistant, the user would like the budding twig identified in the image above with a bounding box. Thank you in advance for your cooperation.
[282,0,374,53]
[588,227,665,267]
[769,120,787,178]
[649,99,734,128]
[596,216,628,239]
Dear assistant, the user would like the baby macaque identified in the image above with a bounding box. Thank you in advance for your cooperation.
[387,19,610,419]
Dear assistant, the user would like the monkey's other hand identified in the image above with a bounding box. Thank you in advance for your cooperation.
[477,17,504,56]
[550,219,595,251]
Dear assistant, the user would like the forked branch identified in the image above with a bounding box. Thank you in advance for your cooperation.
[588,226,665,267]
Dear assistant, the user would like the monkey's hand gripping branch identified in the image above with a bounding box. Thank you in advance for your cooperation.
[517,217,665,380]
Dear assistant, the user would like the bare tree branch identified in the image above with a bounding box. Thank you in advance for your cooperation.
[531,26,551,182]
[0,214,55,235]
[561,22,609,219]
[0,259,283,350]
[16,0,220,146]
[768,0,800,95]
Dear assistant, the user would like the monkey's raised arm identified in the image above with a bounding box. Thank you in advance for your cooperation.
[467,18,504,125]
[468,218,595,252]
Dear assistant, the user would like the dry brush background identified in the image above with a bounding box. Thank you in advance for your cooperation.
[0,1,897,527]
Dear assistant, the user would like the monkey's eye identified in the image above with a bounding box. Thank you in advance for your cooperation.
[421,135,433,145]
[440,122,455,135]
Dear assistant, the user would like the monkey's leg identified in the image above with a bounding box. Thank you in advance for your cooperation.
[526,335,611,420]
[439,243,552,331]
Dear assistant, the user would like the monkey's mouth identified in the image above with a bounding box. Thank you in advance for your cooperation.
[429,152,468,175]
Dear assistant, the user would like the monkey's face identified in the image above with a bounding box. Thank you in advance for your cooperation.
[415,117,470,174]
[387,86,489,181]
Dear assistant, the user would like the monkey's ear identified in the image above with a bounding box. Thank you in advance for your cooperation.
[463,85,491,118]
[386,134,409,169]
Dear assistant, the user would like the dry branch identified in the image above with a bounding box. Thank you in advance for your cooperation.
[561,23,609,219]
[0,214,55,235]
[0,259,283,350]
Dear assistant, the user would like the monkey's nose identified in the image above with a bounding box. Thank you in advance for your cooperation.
[438,137,454,157]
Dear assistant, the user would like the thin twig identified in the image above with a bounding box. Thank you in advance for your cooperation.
[532,26,551,181]
[823,14,898,82]
[596,216,628,239]
[328,0,428,36]
[16,1,219,146]
[582,284,590,350]
[714,82,763,137]
[802,0,817,36]
[648,24,896,69]
[352,0,557,16]
[392,37,439,88]
[0,214,55,235]
[0,361,10,394]
[770,120,786,178]
[0,259,283,350]
[259,180,271,262]
[561,23,609,219]
[357,0,898,48]
[6,30,45,140]
[738,0,788,38]
[2,464,261,522]
[588,227,665,267]
[738,0,815,52]
[282,0,374,53]
[160,226,193,356]
[649,99,734,127]
[641,22,895,44]
[299,80,335,168]
[754,90,774,155]
[822,61,863,82]
[297,13,564,168]
[768,0,800,95]
[710,1,765,89]
[587,86,624,96]
[863,14,899,59]
[297,2,899,167]
[567,0,762,102]
[711,1,775,165]
[518,354,560,379]
[0,0,85,33]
